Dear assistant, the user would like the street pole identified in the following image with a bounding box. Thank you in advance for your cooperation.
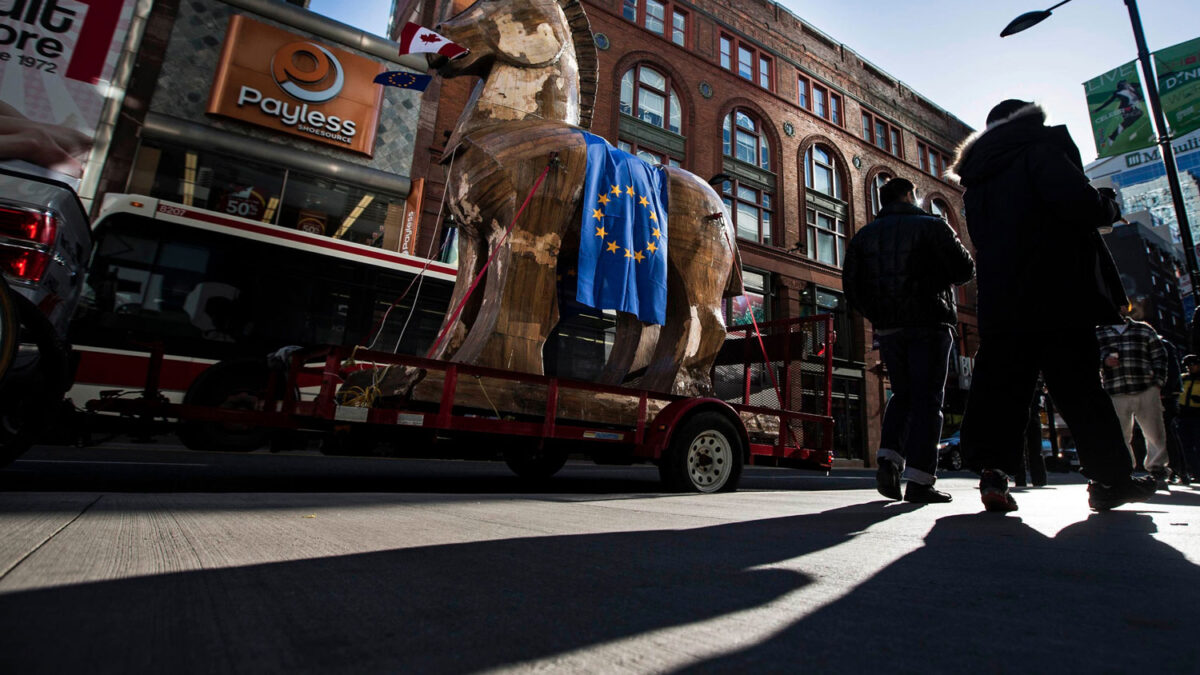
[1124,0,1200,298]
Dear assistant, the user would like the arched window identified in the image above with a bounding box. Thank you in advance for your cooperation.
[929,198,951,223]
[723,109,770,170]
[869,172,892,218]
[803,144,848,267]
[620,64,681,134]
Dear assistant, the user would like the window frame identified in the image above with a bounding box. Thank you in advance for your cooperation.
[798,77,840,126]
[724,109,772,171]
[722,180,774,247]
[619,63,683,135]
[719,32,774,91]
[803,144,848,268]
[617,139,682,168]
[625,0,689,47]
[861,110,902,158]
[868,171,893,218]
[917,141,951,179]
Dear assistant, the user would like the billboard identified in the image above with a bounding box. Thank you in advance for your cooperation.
[207,15,385,157]
[1154,36,1200,138]
[0,0,139,182]
[1085,61,1155,158]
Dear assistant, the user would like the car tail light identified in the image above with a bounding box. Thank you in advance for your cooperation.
[0,206,57,246]
[0,248,52,282]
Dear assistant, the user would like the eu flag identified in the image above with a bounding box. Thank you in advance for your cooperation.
[373,70,433,91]
[576,132,669,325]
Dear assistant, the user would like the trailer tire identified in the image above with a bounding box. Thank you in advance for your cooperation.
[659,411,743,493]
[504,445,568,481]
[177,359,273,453]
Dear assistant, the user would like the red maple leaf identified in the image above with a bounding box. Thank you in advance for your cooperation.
[419,34,442,43]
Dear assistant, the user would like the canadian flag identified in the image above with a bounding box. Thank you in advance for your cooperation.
[397,22,468,61]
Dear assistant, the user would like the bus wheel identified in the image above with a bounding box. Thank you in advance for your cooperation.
[659,411,743,493]
[504,444,568,480]
[177,359,273,452]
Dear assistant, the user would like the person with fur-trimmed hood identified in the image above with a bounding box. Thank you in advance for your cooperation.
[950,99,1156,513]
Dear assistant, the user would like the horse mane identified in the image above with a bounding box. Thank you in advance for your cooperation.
[558,0,597,130]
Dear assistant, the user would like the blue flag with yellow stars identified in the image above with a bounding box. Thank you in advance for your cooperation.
[373,70,433,91]
[576,132,668,325]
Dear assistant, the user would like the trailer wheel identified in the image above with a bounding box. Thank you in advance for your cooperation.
[659,411,743,493]
[504,445,568,481]
[177,359,273,452]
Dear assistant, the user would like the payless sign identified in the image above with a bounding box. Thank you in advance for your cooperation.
[207,15,384,156]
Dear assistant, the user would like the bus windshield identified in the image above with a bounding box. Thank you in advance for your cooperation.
[71,213,453,362]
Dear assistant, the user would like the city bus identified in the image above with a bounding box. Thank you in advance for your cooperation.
[68,194,617,412]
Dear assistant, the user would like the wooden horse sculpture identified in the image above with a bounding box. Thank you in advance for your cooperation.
[426,0,741,396]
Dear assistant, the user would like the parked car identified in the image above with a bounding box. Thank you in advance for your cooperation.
[937,431,963,471]
[0,168,91,466]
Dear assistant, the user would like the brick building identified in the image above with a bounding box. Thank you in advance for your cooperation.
[407,0,977,461]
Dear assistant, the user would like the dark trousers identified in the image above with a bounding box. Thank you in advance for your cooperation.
[1163,399,1188,480]
[1018,389,1048,486]
[877,326,954,480]
[1176,415,1200,479]
[962,324,1133,485]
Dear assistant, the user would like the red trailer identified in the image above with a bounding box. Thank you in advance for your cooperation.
[86,314,834,493]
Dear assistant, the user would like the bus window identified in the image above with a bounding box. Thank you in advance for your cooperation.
[72,213,453,363]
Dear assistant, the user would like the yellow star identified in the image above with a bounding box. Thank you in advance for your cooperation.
[606,240,620,254]
[595,225,607,238]
[648,211,658,222]
[652,227,662,238]
[638,196,649,207]
[647,241,658,254]
[633,250,646,263]
[624,248,633,258]
[592,208,604,221]
[625,185,634,196]
[597,194,610,206]
[610,185,621,196]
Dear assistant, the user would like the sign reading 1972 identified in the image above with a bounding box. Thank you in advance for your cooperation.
[0,0,120,82]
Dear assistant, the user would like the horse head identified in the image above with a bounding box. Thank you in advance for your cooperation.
[431,0,573,78]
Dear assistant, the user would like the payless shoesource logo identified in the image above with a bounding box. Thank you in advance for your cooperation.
[207,15,383,156]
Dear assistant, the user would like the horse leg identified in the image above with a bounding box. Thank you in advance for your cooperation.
[638,180,735,395]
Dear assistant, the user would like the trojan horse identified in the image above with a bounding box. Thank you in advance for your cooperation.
[426,0,741,396]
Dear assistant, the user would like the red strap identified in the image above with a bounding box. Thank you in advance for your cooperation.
[426,154,558,359]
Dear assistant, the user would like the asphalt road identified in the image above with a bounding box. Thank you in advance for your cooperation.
[1,444,1198,674]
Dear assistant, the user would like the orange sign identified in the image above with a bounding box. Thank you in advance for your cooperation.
[207,15,384,156]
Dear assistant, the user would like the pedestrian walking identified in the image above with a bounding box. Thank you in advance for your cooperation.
[1176,354,1200,483]
[1160,338,1189,485]
[1096,309,1171,487]
[950,99,1156,512]
[1016,381,1049,487]
[843,177,975,503]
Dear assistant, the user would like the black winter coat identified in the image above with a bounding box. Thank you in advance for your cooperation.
[950,105,1126,334]
[843,201,975,330]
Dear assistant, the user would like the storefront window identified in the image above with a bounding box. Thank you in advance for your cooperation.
[129,140,405,251]
[724,269,768,326]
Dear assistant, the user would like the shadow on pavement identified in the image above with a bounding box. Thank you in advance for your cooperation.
[676,510,1200,672]
[0,502,918,674]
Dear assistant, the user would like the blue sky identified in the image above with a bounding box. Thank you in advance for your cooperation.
[778,0,1200,159]
[308,0,1200,159]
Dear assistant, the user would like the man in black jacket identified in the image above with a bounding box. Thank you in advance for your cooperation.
[844,177,975,503]
[951,99,1156,512]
